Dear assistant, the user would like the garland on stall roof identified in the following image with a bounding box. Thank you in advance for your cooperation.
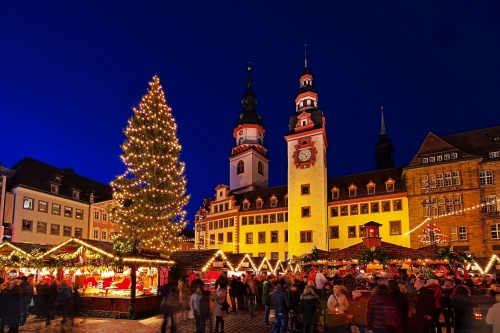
[435,245,474,270]
[358,246,391,267]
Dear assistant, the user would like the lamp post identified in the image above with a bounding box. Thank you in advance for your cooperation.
[422,180,436,246]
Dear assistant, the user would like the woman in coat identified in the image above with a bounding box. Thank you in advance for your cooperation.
[366,284,402,333]
[298,285,319,333]
[190,285,210,333]
[486,294,500,333]
[213,283,227,333]
[388,279,409,333]
[451,286,476,333]
[2,279,22,333]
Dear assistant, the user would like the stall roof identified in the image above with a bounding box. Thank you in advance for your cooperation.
[325,241,436,261]
[170,249,233,271]
[0,242,51,256]
[225,253,258,271]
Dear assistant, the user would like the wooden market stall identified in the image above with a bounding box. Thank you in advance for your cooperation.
[252,256,276,274]
[0,242,51,279]
[38,238,173,319]
[226,253,258,276]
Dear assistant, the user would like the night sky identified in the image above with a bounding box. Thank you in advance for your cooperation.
[2,1,499,229]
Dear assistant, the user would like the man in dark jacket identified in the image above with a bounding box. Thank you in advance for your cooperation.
[19,276,33,325]
[366,285,402,333]
[2,280,23,333]
[415,279,435,333]
[229,276,239,313]
[262,274,274,326]
[440,281,454,333]
[270,278,291,333]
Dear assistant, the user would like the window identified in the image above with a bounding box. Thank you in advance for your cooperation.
[436,155,442,161]
[451,153,458,159]
[258,161,264,175]
[453,171,460,185]
[349,189,357,197]
[491,223,500,239]
[361,203,369,214]
[52,204,61,215]
[438,198,446,215]
[50,224,60,235]
[63,226,72,237]
[270,198,278,207]
[300,231,312,243]
[450,226,458,241]
[331,189,339,200]
[73,190,80,200]
[301,184,310,195]
[421,175,428,189]
[209,221,214,229]
[429,156,435,163]
[285,212,288,221]
[359,226,366,238]
[436,173,444,187]
[444,154,450,160]
[258,232,266,243]
[224,219,229,228]
[256,216,261,224]
[271,231,278,243]
[218,233,223,244]
[350,205,358,215]
[214,205,219,213]
[284,230,288,242]
[331,207,338,217]
[230,218,234,226]
[242,217,247,226]
[330,226,339,239]
[94,211,100,220]
[256,200,263,209]
[51,184,59,194]
[367,186,375,195]
[490,152,499,158]
[249,216,254,225]
[444,172,452,187]
[459,226,467,240]
[285,252,289,261]
[227,232,233,243]
[36,200,47,213]
[277,213,284,222]
[225,202,229,210]
[371,202,379,213]
[261,214,268,223]
[102,213,108,222]
[271,252,279,260]
[481,196,497,212]
[454,196,462,214]
[243,201,250,210]
[75,209,83,220]
[422,158,429,164]
[246,233,253,244]
[340,206,348,216]
[54,175,62,183]
[446,197,453,213]
[102,230,107,240]
[393,200,402,211]
[390,221,402,235]
[213,220,218,229]
[258,252,266,257]
[210,234,215,245]
[386,183,394,192]
[37,222,47,234]
[23,198,34,210]
[429,174,436,188]
[75,228,82,238]
[301,207,310,217]
[219,220,223,228]
[480,171,494,185]
[22,220,33,232]
[93,229,99,239]
[237,161,244,174]
[348,226,356,238]
[382,201,391,212]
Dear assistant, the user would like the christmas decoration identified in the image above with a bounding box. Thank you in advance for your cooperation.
[435,245,473,270]
[111,76,190,257]
[418,224,448,245]
[358,246,390,267]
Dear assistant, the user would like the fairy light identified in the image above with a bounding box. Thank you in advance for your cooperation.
[201,250,234,272]
[234,254,258,272]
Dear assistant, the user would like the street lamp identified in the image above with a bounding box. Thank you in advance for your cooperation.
[422,179,436,246]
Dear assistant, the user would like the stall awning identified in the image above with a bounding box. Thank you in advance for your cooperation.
[226,253,258,272]
[170,249,234,271]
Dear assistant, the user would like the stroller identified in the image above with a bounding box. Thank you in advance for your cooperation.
[289,311,304,333]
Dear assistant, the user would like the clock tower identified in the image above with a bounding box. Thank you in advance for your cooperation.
[229,65,269,193]
[285,64,329,257]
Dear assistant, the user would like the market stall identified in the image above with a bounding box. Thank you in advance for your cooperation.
[0,242,50,280]
[252,256,276,274]
[38,238,173,319]
[226,253,258,276]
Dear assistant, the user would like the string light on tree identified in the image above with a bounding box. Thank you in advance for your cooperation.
[418,224,448,246]
[111,76,190,257]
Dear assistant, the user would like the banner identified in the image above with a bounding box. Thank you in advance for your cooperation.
[3,193,14,223]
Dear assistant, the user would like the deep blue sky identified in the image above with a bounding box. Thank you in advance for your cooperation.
[2,1,499,229]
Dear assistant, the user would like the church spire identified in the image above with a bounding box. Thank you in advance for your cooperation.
[380,105,387,136]
[241,63,257,113]
[304,38,308,68]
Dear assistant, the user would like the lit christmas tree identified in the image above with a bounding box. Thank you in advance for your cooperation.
[111,76,190,257]
[418,224,448,246]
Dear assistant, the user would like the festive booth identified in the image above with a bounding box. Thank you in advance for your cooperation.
[0,242,50,279]
[38,238,173,319]
[169,249,234,290]
[252,256,276,274]
[226,253,258,276]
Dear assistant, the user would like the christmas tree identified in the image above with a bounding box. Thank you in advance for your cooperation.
[111,76,190,257]
[418,224,448,246]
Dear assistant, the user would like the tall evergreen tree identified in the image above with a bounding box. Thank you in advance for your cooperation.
[111,76,189,257]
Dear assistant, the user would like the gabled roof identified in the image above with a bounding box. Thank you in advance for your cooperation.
[232,185,288,212]
[170,249,220,269]
[0,242,50,256]
[10,157,112,203]
[326,241,436,261]
[441,125,500,157]
[327,167,404,202]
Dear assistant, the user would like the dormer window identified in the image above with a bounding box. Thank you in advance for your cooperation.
[451,153,458,159]
[72,190,80,200]
[444,154,450,160]
[385,178,395,193]
[429,156,435,163]
[243,199,250,210]
[422,158,429,164]
[51,184,59,194]
[256,198,263,209]
[348,184,357,197]
[436,155,443,162]
[366,181,376,195]
[301,120,307,126]
[270,195,278,207]
[54,175,62,183]
[331,187,339,200]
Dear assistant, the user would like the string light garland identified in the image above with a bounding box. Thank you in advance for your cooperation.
[418,224,448,245]
[110,76,190,257]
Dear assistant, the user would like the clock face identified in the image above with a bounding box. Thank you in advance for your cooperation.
[298,148,312,162]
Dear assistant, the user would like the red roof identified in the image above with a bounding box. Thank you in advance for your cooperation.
[325,241,436,261]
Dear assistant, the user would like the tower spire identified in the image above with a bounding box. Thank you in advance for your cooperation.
[304,38,308,68]
[380,105,386,136]
[246,61,253,90]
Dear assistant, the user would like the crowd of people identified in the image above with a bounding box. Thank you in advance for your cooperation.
[0,275,80,333]
[159,270,500,333]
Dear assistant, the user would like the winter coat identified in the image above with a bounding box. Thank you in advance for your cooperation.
[366,294,402,333]
[235,280,245,296]
[1,286,22,327]
[271,285,291,314]
[289,289,301,312]
[342,274,357,296]
[327,293,349,314]
[19,280,34,305]
[440,287,454,309]
[486,303,500,333]
[425,283,442,309]
[404,282,417,298]
[245,279,256,296]
[349,297,368,326]
[215,275,228,290]
[213,288,227,317]
[229,278,239,297]
[262,280,272,306]
[298,293,319,324]
[415,287,435,318]
[390,289,409,333]
[178,280,190,302]
[58,284,72,304]
[190,290,210,316]
[451,294,476,332]
[39,283,53,304]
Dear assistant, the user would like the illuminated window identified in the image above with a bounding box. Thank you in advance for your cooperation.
[75,209,83,220]
[219,220,223,228]
[237,161,244,174]
[263,215,269,223]
[436,155,442,162]
[491,223,500,239]
[451,153,458,159]
[36,222,47,234]
[481,196,497,213]
[350,205,358,215]
[459,226,467,240]
[348,226,356,238]
[271,252,279,260]
[64,206,73,218]
[249,216,254,225]
[210,234,215,245]
[218,233,223,244]
[63,226,72,237]
[213,221,218,229]
[330,226,339,239]
[436,173,444,187]
[444,154,450,160]
[246,233,253,244]
[301,184,310,195]
[359,226,366,238]
[50,223,60,236]
[270,197,278,207]
[22,220,33,232]
[74,228,82,238]
[454,196,462,214]
[270,214,276,222]
[256,216,261,224]
[331,187,339,199]
[361,203,369,214]
[227,232,233,243]
[300,231,312,243]
[382,201,391,212]
[393,199,402,211]
[271,231,278,243]
[38,200,48,213]
[429,174,436,188]
[453,171,460,186]
[23,198,34,210]
[371,202,379,213]
[277,213,284,222]
[348,184,357,197]
[390,221,401,235]
[422,158,428,164]
[301,207,310,217]
[258,252,265,257]
[331,207,338,217]
[429,156,435,163]
[340,206,348,216]
[444,172,452,187]
[243,200,250,210]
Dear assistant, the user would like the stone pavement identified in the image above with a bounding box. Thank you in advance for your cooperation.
[19,308,273,333]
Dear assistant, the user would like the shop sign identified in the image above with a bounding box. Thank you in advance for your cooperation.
[241,262,249,268]
[212,261,224,268]
[262,264,268,269]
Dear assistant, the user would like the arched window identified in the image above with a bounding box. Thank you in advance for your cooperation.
[258,161,264,175]
[237,161,244,174]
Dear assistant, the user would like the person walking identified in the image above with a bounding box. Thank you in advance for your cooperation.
[271,278,291,333]
[262,274,274,326]
[425,279,442,333]
[235,277,246,311]
[486,294,500,333]
[178,276,190,321]
[160,283,179,333]
[213,283,227,333]
[298,285,319,333]
[440,280,455,333]
[414,279,435,333]
[57,280,72,324]
[229,276,239,313]
[366,284,402,333]
[48,279,59,323]
[19,276,33,325]
[2,279,22,333]
[190,285,210,333]
[244,275,256,317]
[388,279,409,333]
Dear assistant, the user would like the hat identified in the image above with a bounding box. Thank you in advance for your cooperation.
[352,291,362,299]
